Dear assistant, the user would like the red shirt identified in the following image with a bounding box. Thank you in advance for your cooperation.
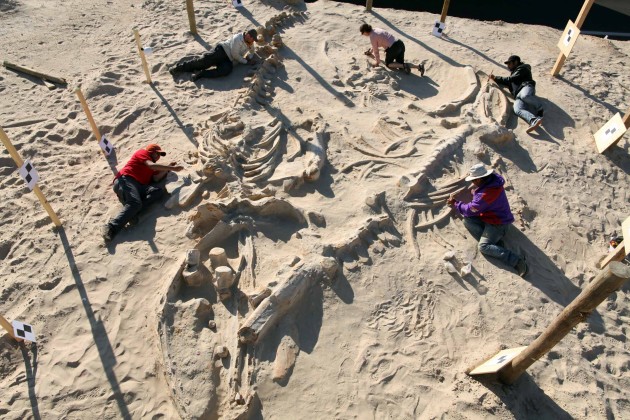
[116,149,156,185]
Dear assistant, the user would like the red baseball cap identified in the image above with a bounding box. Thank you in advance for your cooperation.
[146,144,166,156]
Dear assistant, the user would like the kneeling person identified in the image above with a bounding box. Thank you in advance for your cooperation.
[103,144,183,242]
[447,164,528,277]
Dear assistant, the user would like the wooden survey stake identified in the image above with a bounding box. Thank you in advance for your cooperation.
[0,314,18,341]
[468,346,527,375]
[487,262,630,384]
[2,60,68,87]
[600,216,630,269]
[551,0,594,76]
[133,29,152,84]
[75,87,102,142]
[186,0,197,34]
[0,126,62,227]
[366,0,373,12]
[440,0,451,23]
[556,20,580,57]
[594,112,628,153]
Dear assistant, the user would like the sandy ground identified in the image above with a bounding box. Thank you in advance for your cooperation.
[1,0,629,418]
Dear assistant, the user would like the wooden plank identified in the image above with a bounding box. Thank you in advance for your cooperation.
[575,0,595,28]
[594,112,627,153]
[366,0,373,11]
[0,314,17,340]
[41,78,57,90]
[598,240,626,269]
[499,262,630,384]
[623,109,630,129]
[623,216,630,248]
[3,60,67,85]
[468,347,527,375]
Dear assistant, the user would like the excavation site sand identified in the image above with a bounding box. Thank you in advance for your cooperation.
[1,0,629,418]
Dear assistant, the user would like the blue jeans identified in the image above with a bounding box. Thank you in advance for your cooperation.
[463,217,520,268]
[108,176,164,234]
[514,84,543,125]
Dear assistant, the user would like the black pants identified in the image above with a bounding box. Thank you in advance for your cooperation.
[171,45,233,79]
[385,40,405,65]
[108,176,164,233]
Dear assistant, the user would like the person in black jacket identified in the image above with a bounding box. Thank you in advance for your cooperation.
[490,55,544,133]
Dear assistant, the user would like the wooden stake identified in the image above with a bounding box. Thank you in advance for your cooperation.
[186,0,198,35]
[366,0,373,12]
[440,0,451,23]
[597,240,626,269]
[0,314,18,340]
[75,88,102,142]
[551,0,594,76]
[623,108,630,129]
[0,127,62,227]
[133,29,152,84]
[2,60,68,85]
[499,261,630,384]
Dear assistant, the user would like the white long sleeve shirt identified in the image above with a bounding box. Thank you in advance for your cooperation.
[219,33,254,64]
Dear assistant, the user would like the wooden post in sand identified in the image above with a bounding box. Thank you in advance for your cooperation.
[366,0,373,12]
[551,0,594,76]
[440,0,451,23]
[75,88,102,142]
[498,262,630,384]
[623,108,630,129]
[133,29,153,84]
[0,127,62,227]
[186,0,198,34]
[0,314,18,341]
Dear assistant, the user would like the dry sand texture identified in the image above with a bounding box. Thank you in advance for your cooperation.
[1,0,630,418]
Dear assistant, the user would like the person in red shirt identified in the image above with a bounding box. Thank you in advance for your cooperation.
[103,144,183,242]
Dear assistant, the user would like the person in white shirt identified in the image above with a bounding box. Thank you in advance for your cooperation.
[169,29,257,81]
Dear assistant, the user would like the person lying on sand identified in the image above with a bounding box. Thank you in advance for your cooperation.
[447,163,528,277]
[168,29,258,81]
[489,55,544,133]
[102,144,183,243]
[360,23,425,76]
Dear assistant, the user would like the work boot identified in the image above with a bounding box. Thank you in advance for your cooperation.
[514,258,528,278]
[102,224,115,243]
[526,117,543,133]
[403,63,411,75]
[168,65,181,77]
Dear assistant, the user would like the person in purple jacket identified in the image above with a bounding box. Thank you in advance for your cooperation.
[447,163,528,277]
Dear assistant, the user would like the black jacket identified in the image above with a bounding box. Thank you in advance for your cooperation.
[494,63,535,97]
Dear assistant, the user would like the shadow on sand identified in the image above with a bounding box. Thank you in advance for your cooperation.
[57,227,132,419]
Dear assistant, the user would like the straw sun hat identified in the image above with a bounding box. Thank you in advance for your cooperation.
[465,163,494,181]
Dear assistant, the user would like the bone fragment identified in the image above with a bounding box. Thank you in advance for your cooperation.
[238,257,338,344]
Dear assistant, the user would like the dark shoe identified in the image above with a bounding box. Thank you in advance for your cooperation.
[403,63,411,75]
[514,258,528,278]
[526,117,543,133]
[127,216,139,227]
[168,66,181,77]
[536,109,544,118]
[191,72,203,82]
[418,63,425,76]
[102,224,115,243]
